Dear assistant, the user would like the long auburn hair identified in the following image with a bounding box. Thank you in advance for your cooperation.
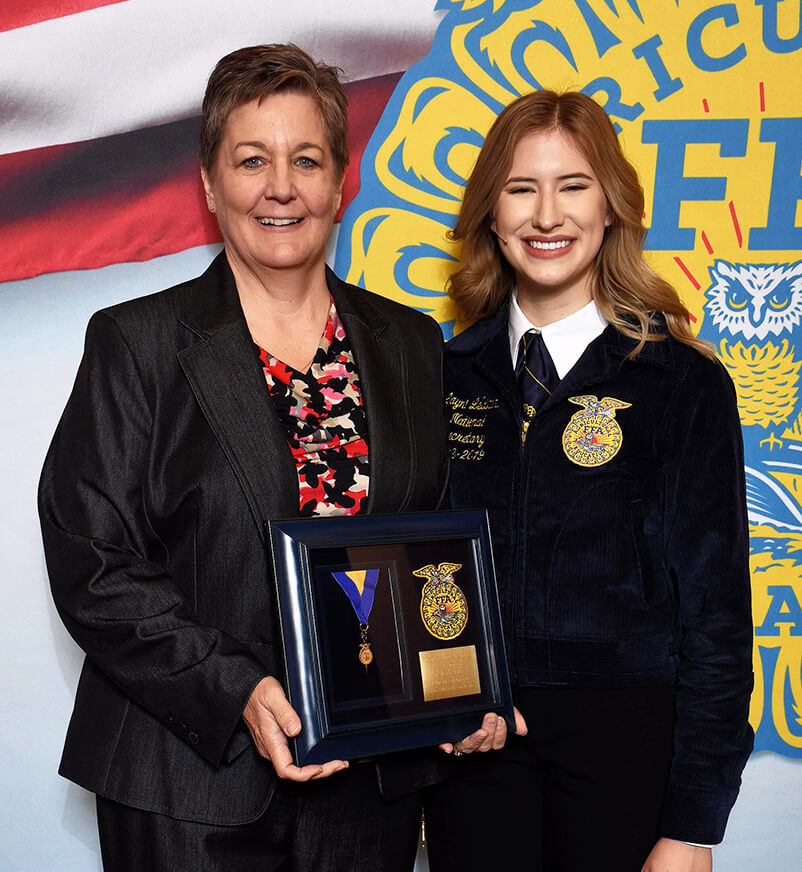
[449,90,713,359]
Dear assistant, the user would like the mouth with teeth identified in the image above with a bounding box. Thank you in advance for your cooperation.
[256,217,302,226]
[525,238,573,251]
[523,237,575,259]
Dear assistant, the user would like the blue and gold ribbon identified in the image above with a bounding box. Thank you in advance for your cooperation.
[331,569,381,666]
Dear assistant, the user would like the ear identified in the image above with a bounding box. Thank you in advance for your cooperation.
[334,176,344,216]
[604,200,612,228]
[200,165,216,214]
[490,214,497,235]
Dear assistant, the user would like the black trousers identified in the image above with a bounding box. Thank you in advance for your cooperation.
[97,760,422,872]
[424,683,676,872]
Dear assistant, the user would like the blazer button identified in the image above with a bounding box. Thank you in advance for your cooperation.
[188,731,199,745]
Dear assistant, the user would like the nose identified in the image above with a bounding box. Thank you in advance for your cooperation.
[264,161,294,203]
[532,189,562,231]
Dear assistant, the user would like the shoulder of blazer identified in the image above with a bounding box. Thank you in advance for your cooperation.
[97,252,242,343]
[95,254,444,358]
[325,267,443,348]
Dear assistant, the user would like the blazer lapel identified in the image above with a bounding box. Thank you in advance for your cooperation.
[328,270,414,514]
[177,254,298,537]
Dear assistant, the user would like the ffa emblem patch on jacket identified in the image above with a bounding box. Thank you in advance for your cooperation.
[413,562,468,640]
[562,395,632,468]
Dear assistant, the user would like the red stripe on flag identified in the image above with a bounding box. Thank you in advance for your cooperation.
[0,72,401,283]
[2,172,221,280]
[0,0,128,32]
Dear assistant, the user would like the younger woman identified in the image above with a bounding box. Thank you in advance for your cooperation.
[425,90,753,872]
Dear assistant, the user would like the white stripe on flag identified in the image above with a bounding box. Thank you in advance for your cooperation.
[0,0,441,155]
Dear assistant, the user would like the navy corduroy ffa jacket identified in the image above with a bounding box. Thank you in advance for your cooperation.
[444,303,754,845]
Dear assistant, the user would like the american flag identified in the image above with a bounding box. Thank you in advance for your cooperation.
[0,0,442,282]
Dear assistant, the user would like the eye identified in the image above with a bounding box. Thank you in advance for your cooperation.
[726,288,749,311]
[562,184,588,192]
[506,185,534,195]
[768,289,790,311]
[296,155,319,168]
[240,156,263,168]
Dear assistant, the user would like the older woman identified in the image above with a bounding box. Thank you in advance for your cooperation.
[39,44,457,872]
[424,90,753,872]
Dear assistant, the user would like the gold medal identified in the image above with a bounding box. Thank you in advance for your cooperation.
[359,638,374,666]
[331,569,381,668]
[413,562,468,640]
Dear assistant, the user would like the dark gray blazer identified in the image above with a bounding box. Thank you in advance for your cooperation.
[39,252,448,825]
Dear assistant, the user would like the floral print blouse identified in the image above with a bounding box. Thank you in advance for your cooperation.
[258,298,370,516]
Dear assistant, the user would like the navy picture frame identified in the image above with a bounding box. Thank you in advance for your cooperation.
[268,510,514,766]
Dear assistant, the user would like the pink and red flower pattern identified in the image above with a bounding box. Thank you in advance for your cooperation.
[259,298,370,516]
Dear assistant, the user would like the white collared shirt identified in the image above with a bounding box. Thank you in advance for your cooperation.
[508,292,608,378]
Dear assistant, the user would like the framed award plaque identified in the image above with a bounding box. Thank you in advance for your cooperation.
[268,510,514,766]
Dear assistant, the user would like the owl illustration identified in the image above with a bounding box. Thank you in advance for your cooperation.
[705,259,802,342]
[700,260,802,534]
[703,260,802,431]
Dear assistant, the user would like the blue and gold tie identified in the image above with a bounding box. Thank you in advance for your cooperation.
[515,329,558,443]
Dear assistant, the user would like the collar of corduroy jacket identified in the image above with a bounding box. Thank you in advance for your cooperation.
[446,299,678,374]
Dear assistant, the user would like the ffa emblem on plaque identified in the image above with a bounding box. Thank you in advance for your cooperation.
[413,562,468,640]
[562,396,632,468]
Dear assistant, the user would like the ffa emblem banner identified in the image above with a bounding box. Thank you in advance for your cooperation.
[334,0,802,757]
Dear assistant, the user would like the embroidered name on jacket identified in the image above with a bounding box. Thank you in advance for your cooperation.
[446,392,499,461]
[562,395,632,468]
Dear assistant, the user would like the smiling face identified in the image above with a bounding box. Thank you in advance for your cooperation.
[201,91,343,281]
[491,128,611,317]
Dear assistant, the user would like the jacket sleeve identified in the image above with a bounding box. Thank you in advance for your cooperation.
[38,311,267,768]
[660,353,754,844]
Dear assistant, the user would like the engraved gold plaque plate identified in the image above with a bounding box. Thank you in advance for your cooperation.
[419,645,481,702]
